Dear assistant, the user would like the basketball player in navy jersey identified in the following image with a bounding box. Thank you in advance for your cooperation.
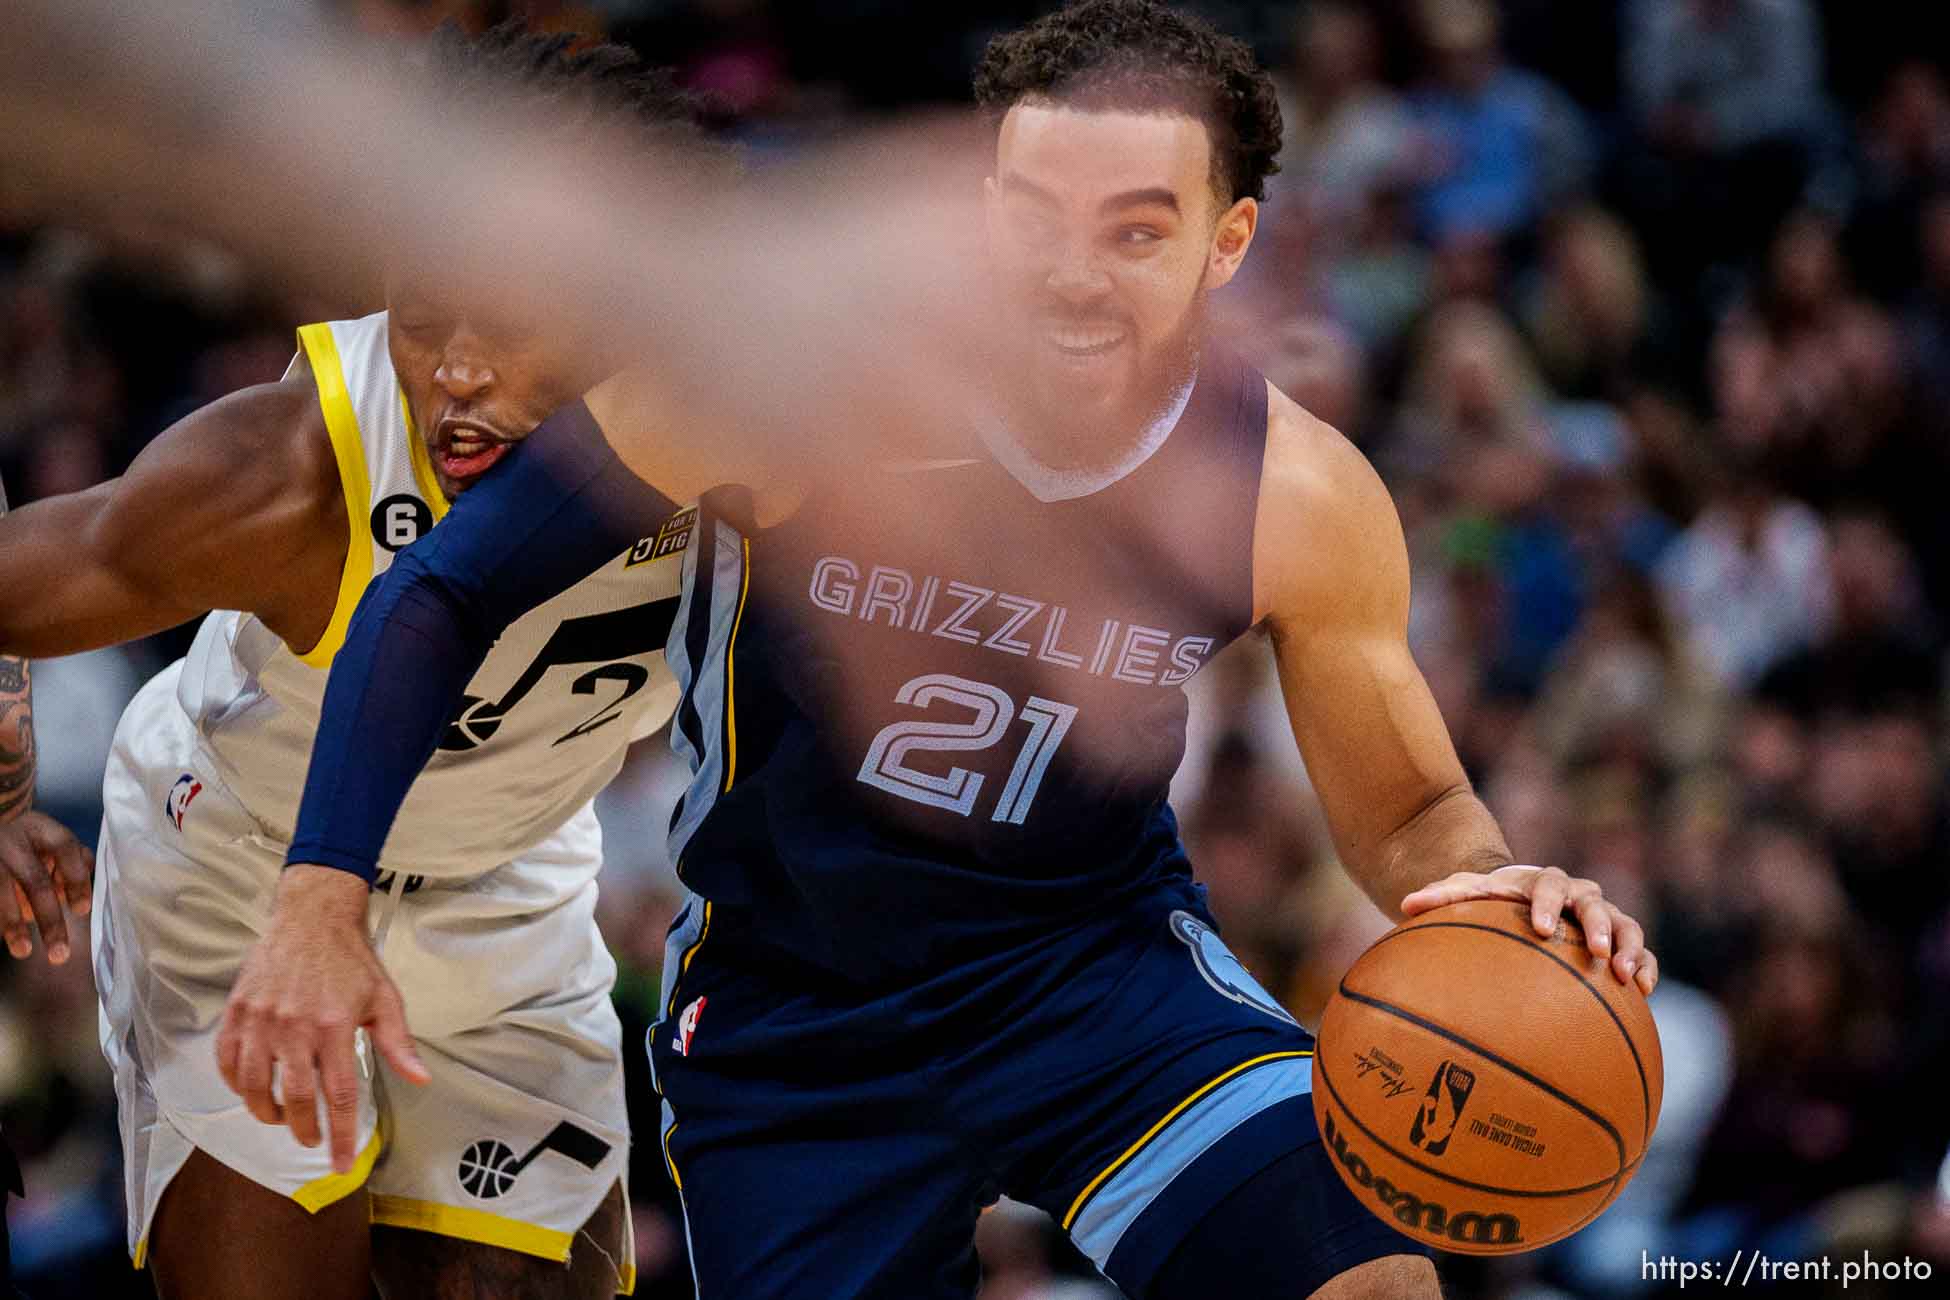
[243,3,1659,1296]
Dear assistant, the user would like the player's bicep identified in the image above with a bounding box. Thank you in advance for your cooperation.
[0,478,206,655]
[90,381,330,619]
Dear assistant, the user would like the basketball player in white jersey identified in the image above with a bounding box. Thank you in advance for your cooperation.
[0,29,704,1300]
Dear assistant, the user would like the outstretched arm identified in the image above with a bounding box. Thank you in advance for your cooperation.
[0,374,347,658]
[222,399,678,1174]
[0,476,96,965]
[1253,391,1656,994]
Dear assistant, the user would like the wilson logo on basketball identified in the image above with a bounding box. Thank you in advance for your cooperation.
[1323,1112,1523,1247]
[1409,1059,1476,1157]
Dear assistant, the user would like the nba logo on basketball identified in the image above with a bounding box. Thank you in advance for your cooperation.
[1409,1060,1476,1157]
[675,995,707,1057]
[164,773,203,831]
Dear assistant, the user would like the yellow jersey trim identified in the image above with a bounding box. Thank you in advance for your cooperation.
[368,1194,574,1263]
[721,537,752,794]
[665,900,714,1018]
[131,1236,148,1270]
[661,1120,683,1192]
[1060,1049,1314,1230]
[295,322,376,669]
[401,389,451,522]
[291,1123,387,1214]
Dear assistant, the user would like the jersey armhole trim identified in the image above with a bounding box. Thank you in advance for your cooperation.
[294,322,377,669]
[401,388,452,522]
[721,538,751,793]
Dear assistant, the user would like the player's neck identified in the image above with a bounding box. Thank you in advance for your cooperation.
[977,360,1198,503]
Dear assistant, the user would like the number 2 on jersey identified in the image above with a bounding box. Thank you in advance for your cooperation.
[857,673,1078,824]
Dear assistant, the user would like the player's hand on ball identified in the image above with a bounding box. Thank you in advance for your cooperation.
[1400,864,1659,996]
[216,864,431,1173]
[0,811,94,965]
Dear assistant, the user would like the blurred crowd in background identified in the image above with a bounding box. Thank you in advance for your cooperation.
[4,0,1950,1296]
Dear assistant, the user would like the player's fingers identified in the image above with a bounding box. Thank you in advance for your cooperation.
[1608,908,1645,984]
[2,878,32,959]
[1566,881,1610,959]
[366,978,430,1086]
[1528,867,1572,937]
[1634,948,1661,996]
[23,813,94,915]
[234,1017,285,1126]
[215,996,247,1092]
[280,1050,322,1151]
[0,832,69,964]
[1400,869,1530,915]
[319,1027,363,1175]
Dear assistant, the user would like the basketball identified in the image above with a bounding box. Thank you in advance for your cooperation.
[1312,899,1664,1255]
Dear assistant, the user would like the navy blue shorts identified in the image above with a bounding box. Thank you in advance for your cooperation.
[648,887,1426,1298]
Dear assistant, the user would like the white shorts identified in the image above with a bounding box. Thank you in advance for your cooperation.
[92,668,635,1291]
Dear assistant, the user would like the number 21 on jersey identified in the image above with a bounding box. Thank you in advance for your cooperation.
[857,672,1077,824]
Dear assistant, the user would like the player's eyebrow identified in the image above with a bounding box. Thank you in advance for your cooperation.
[1099,187,1180,217]
[1001,174,1182,218]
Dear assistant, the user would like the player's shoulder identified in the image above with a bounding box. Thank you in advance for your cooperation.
[1251,380,1407,625]
[1258,381,1394,542]
[171,348,336,511]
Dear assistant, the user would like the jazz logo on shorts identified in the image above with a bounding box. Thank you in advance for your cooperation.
[457,1122,612,1201]
[1409,1059,1476,1158]
[164,773,203,831]
[675,995,708,1057]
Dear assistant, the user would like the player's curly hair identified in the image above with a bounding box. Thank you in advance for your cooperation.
[423,21,711,148]
[973,0,1283,205]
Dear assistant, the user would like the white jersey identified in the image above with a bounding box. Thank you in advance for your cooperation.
[168,311,689,879]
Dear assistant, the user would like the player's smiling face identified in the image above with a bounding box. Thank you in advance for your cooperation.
[986,102,1257,459]
[385,278,602,499]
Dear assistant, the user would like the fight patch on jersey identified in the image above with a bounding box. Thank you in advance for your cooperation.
[1168,910,1299,1027]
[628,507,696,567]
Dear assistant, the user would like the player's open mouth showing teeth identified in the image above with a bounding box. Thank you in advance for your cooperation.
[436,421,514,481]
[1047,324,1126,357]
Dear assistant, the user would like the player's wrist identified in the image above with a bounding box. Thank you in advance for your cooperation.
[276,861,371,927]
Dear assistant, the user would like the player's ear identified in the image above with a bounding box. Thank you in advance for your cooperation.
[1205,196,1258,290]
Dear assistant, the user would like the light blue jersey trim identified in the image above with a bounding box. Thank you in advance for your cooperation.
[1070,1055,1314,1270]
[667,519,746,863]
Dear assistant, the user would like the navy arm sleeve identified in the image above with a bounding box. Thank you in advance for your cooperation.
[286,399,677,881]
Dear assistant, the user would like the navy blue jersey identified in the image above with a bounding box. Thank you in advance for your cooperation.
[668,349,1270,981]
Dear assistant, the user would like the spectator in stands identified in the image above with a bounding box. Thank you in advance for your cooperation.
[1408,0,1593,248]
[1848,61,1950,299]
[1656,452,1834,688]
[1274,2,1415,253]
[1619,0,1826,285]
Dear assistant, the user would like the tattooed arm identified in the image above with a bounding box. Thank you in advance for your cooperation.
[0,652,33,823]
[0,478,93,963]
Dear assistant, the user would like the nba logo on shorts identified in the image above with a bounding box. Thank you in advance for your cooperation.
[164,773,203,831]
[675,995,707,1057]
[1409,1059,1476,1157]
